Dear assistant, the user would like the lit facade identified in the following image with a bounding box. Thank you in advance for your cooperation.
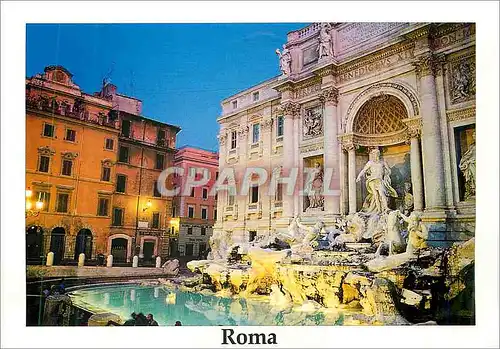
[214,23,476,247]
[98,83,180,263]
[26,66,120,264]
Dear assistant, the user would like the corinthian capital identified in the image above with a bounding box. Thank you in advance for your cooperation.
[217,132,227,145]
[279,102,301,119]
[320,87,339,105]
[413,53,441,78]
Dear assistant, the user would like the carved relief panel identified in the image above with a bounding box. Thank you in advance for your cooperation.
[449,54,475,104]
[302,105,323,140]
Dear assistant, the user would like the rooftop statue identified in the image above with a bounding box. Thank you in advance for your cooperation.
[317,23,334,59]
[275,44,292,76]
[356,148,398,214]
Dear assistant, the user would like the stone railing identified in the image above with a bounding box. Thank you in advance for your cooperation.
[26,95,119,130]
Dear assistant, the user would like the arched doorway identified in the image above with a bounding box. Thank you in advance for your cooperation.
[26,226,44,263]
[75,229,93,260]
[50,227,66,265]
[111,238,128,263]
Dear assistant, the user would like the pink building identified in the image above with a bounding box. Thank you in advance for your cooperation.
[172,146,219,258]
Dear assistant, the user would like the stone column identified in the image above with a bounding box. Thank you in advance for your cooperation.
[340,148,349,215]
[293,111,300,217]
[321,87,340,215]
[260,117,273,219]
[345,143,357,214]
[280,102,300,218]
[414,54,446,210]
[404,118,425,211]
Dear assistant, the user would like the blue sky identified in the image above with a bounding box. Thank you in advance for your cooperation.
[26,23,306,151]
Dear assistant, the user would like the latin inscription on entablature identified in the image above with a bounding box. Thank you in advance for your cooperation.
[432,24,475,51]
[337,47,415,84]
[337,23,410,52]
[300,142,324,154]
[293,83,321,99]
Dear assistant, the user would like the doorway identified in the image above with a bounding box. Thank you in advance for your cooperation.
[50,227,66,265]
[143,241,155,262]
[185,243,194,256]
[26,226,44,263]
[75,229,93,260]
[111,238,128,263]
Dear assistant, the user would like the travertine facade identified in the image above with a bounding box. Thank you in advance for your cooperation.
[215,23,475,247]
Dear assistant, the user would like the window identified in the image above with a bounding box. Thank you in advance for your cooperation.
[34,191,50,212]
[112,208,124,226]
[118,146,129,163]
[214,208,217,220]
[201,227,206,235]
[155,153,165,170]
[157,129,166,146]
[201,207,208,220]
[189,167,196,177]
[61,160,73,176]
[152,212,160,229]
[251,185,259,204]
[188,206,194,218]
[215,171,219,180]
[232,100,238,109]
[38,156,50,173]
[65,129,76,142]
[228,194,235,206]
[253,91,260,102]
[187,227,193,235]
[190,187,195,197]
[153,180,162,197]
[101,166,111,182]
[252,123,260,143]
[43,123,54,137]
[116,175,126,193]
[121,120,131,137]
[172,205,177,218]
[202,188,208,200]
[105,138,114,150]
[231,131,237,149]
[56,193,69,213]
[277,116,284,137]
[276,183,284,202]
[97,197,110,216]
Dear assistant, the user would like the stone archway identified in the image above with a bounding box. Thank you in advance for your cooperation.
[26,226,44,263]
[74,229,93,260]
[108,234,132,263]
[340,90,424,215]
[50,227,66,265]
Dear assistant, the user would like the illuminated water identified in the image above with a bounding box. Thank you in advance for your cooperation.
[69,284,363,326]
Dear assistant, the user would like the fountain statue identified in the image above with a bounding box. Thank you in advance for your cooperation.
[356,148,398,214]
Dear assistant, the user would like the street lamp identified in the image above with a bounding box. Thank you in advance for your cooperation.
[142,199,152,212]
[26,188,43,218]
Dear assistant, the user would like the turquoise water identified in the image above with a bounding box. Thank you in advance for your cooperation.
[70,284,356,326]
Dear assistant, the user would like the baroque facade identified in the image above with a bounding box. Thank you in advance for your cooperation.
[171,146,219,259]
[26,66,180,265]
[214,23,475,246]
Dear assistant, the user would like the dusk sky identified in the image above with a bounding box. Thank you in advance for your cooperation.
[26,23,306,151]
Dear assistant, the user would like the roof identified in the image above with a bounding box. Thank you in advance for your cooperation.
[177,145,219,154]
[221,74,281,103]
